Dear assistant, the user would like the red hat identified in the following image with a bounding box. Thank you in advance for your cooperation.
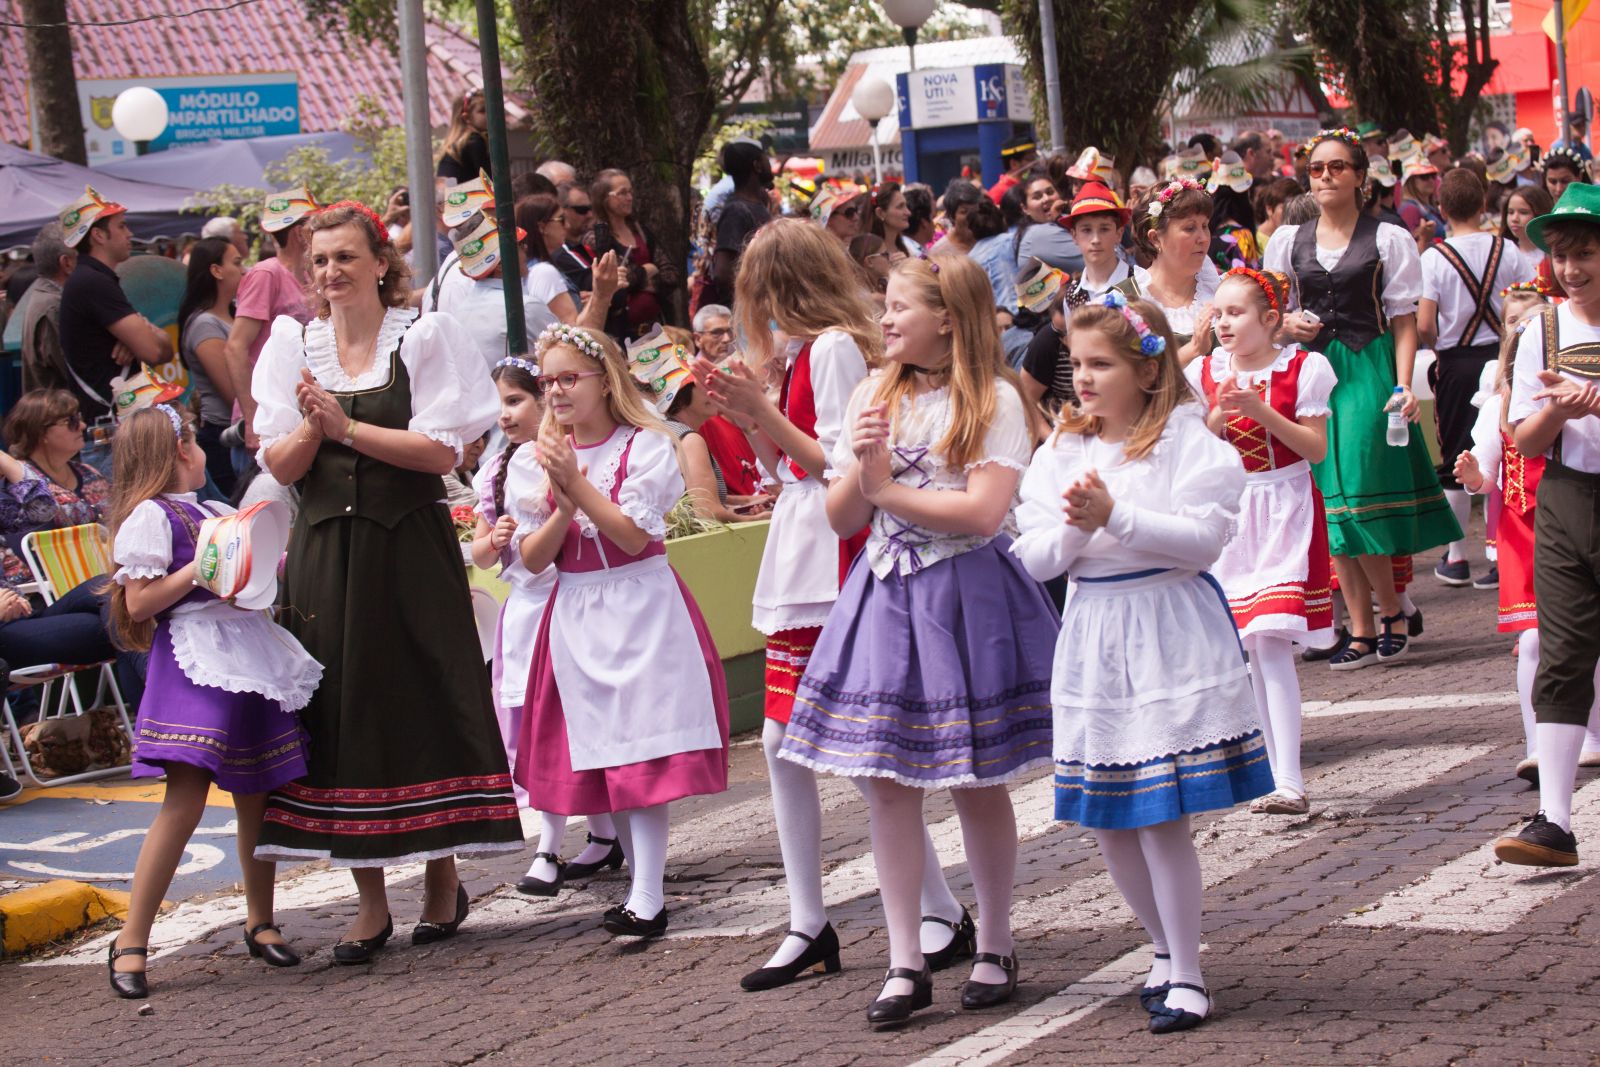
[1063,182,1130,227]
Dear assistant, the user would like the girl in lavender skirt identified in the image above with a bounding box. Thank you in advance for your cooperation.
[779,254,1059,1028]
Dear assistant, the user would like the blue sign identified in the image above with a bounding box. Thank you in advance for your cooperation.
[150,82,301,150]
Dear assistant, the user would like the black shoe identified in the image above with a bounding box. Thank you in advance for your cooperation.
[412,883,469,945]
[107,943,148,999]
[1328,634,1377,671]
[332,915,393,964]
[922,907,975,972]
[1473,565,1499,590]
[740,923,842,991]
[516,852,566,896]
[960,951,1019,1010]
[244,922,300,967]
[0,772,20,802]
[602,904,668,939]
[866,965,934,1029]
[1148,982,1210,1034]
[1302,629,1348,663]
[1376,611,1410,663]
[564,834,625,879]
[1408,605,1424,637]
[1139,951,1171,1014]
[1493,812,1579,867]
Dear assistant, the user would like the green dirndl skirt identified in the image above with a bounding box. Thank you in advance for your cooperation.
[257,502,525,867]
[1311,332,1462,558]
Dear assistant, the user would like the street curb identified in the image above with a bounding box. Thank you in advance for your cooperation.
[0,879,130,957]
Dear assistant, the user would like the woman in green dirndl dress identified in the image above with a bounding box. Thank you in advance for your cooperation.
[251,202,523,960]
[1266,130,1462,668]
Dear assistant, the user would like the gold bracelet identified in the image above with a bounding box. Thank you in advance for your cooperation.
[300,418,321,444]
[342,419,358,448]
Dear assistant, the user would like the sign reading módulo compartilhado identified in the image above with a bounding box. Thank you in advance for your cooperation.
[65,73,300,165]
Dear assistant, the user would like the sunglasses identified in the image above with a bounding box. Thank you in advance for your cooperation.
[567,204,593,215]
[836,206,860,219]
[1307,160,1356,179]
[53,413,84,430]
[535,370,605,393]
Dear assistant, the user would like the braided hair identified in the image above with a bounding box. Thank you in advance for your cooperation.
[489,360,542,519]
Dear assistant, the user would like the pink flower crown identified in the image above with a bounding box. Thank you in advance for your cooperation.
[1144,178,1205,227]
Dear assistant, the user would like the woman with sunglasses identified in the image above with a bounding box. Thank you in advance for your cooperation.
[1267,129,1461,670]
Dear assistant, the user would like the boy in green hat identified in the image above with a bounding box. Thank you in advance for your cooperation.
[1494,182,1600,867]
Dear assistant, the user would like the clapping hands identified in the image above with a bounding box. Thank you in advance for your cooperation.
[1063,469,1114,531]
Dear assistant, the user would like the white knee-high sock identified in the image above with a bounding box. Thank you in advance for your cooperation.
[1537,723,1586,832]
[1444,490,1471,562]
[762,719,827,968]
[1139,818,1207,1016]
[525,811,567,880]
[1095,827,1170,990]
[615,802,669,918]
[1248,636,1305,797]
[1518,631,1541,762]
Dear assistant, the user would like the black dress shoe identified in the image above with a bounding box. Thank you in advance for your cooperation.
[1301,628,1348,663]
[1140,951,1171,1014]
[602,903,668,939]
[332,915,393,964]
[1493,812,1579,867]
[108,943,148,999]
[1408,605,1424,637]
[244,922,301,967]
[922,907,975,972]
[866,965,934,1029]
[516,852,566,896]
[960,951,1019,1009]
[740,923,842,992]
[413,884,469,945]
[1148,982,1210,1034]
[564,834,625,879]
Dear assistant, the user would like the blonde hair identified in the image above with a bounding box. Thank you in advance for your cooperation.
[874,254,1015,469]
[1056,297,1194,461]
[1495,290,1550,434]
[440,89,484,166]
[535,325,676,447]
[734,217,884,376]
[106,406,195,652]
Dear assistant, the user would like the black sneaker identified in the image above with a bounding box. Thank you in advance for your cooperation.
[1493,812,1579,867]
[0,772,20,802]
[1433,556,1471,586]
[1472,566,1499,590]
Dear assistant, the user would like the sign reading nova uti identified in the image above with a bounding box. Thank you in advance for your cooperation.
[67,73,300,166]
[895,64,1033,131]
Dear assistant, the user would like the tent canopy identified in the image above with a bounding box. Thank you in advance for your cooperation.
[0,143,201,253]
[94,131,369,191]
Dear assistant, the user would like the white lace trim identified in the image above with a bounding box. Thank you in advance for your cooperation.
[1052,699,1262,768]
[574,428,636,539]
[1295,404,1332,418]
[302,307,417,391]
[112,564,167,585]
[1203,343,1303,384]
[419,426,467,465]
[619,496,667,539]
[169,613,324,712]
[776,747,1052,791]
[253,839,525,868]
[964,455,1029,475]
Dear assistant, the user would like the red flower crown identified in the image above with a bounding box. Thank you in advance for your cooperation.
[319,199,390,244]
[1224,266,1281,312]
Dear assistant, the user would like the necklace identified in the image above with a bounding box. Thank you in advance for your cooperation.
[335,318,384,380]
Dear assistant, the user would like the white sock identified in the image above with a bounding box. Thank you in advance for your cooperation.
[1518,631,1541,762]
[1139,818,1208,1017]
[1248,635,1305,797]
[1536,723,1586,832]
[919,820,963,955]
[762,719,827,968]
[1444,490,1471,562]
[1586,664,1600,754]
[1399,590,1418,616]
[1094,828,1169,990]
[574,813,619,866]
[615,802,669,918]
[526,811,566,880]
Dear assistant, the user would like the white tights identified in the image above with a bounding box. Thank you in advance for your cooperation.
[1095,818,1209,1017]
[1444,489,1471,563]
[525,811,620,882]
[1247,635,1304,798]
[613,802,670,918]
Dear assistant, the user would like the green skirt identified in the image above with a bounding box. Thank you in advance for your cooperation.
[1311,333,1462,558]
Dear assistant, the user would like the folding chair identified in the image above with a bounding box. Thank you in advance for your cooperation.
[3,523,134,787]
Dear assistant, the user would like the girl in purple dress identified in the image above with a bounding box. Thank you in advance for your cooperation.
[105,405,321,999]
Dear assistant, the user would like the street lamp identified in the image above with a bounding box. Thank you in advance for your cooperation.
[881,0,938,72]
[111,86,169,157]
[852,77,896,184]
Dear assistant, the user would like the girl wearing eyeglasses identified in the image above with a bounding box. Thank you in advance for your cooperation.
[1265,130,1461,670]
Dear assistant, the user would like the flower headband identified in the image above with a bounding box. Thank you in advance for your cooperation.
[155,403,183,440]
[1306,127,1361,153]
[495,356,540,376]
[1501,279,1551,298]
[537,322,606,362]
[320,199,389,244]
[1224,266,1280,312]
[1100,290,1166,356]
[1144,178,1204,226]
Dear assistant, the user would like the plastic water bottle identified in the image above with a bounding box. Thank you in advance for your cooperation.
[1385,386,1409,447]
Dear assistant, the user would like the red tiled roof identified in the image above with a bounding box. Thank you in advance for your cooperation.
[0,0,531,146]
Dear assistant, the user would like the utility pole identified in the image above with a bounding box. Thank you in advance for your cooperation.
[397,0,437,284]
[1037,0,1064,152]
[475,0,526,355]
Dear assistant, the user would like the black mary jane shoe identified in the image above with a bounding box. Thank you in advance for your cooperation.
[601,903,669,939]
[244,922,301,967]
[1139,952,1171,1014]
[960,951,1019,1010]
[332,915,393,964]
[516,852,567,897]
[108,943,149,1000]
[866,965,934,1029]
[922,907,976,972]
[564,834,626,879]
[740,923,842,992]
[1408,605,1424,637]
[1148,982,1211,1034]
[412,884,469,946]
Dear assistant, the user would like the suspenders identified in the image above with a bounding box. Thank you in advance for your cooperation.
[1434,237,1504,349]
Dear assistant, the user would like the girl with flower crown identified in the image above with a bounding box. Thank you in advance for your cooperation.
[510,322,730,940]
[1185,268,1338,816]
[106,405,322,999]
[1013,291,1271,1035]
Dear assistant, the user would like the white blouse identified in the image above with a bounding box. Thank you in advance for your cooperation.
[251,306,499,466]
[832,375,1033,578]
[1133,264,1219,339]
[472,450,556,592]
[1011,404,1246,582]
[1183,344,1339,419]
[508,425,685,548]
[1263,221,1423,320]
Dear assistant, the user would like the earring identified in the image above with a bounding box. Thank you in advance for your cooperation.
[378,276,385,288]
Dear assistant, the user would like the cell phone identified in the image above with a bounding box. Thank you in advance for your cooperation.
[1300,310,1320,324]
[392,186,410,207]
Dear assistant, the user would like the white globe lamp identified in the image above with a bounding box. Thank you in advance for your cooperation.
[880,0,939,70]
[112,87,170,155]
[852,77,896,183]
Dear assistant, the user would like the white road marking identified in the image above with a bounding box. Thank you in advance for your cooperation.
[1342,778,1600,933]
[1,822,239,881]
[1302,691,1516,718]
[1010,744,1491,931]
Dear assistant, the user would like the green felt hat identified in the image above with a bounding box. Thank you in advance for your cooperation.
[1528,182,1600,253]
[1354,120,1386,140]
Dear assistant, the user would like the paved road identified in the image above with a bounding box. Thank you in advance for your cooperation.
[8,542,1598,1065]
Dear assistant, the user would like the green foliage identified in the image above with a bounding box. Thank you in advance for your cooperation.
[1164,0,1313,120]
[693,117,775,188]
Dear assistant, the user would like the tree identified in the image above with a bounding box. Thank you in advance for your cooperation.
[20,0,87,163]
[1431,0,1499,154]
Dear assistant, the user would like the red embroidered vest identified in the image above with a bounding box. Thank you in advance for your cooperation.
[1199,348,1310,473]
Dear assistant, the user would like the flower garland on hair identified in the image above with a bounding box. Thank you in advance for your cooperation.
[536,322,605,362]
[1500,279,1551,298]
[1223,266,1280,312]
[1101,290,1166,357]
[155,403,184,440]
[496,356,541,376]
[1144,177,1204,225]
[320,199,390,244]
[1305,128,1361,154]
